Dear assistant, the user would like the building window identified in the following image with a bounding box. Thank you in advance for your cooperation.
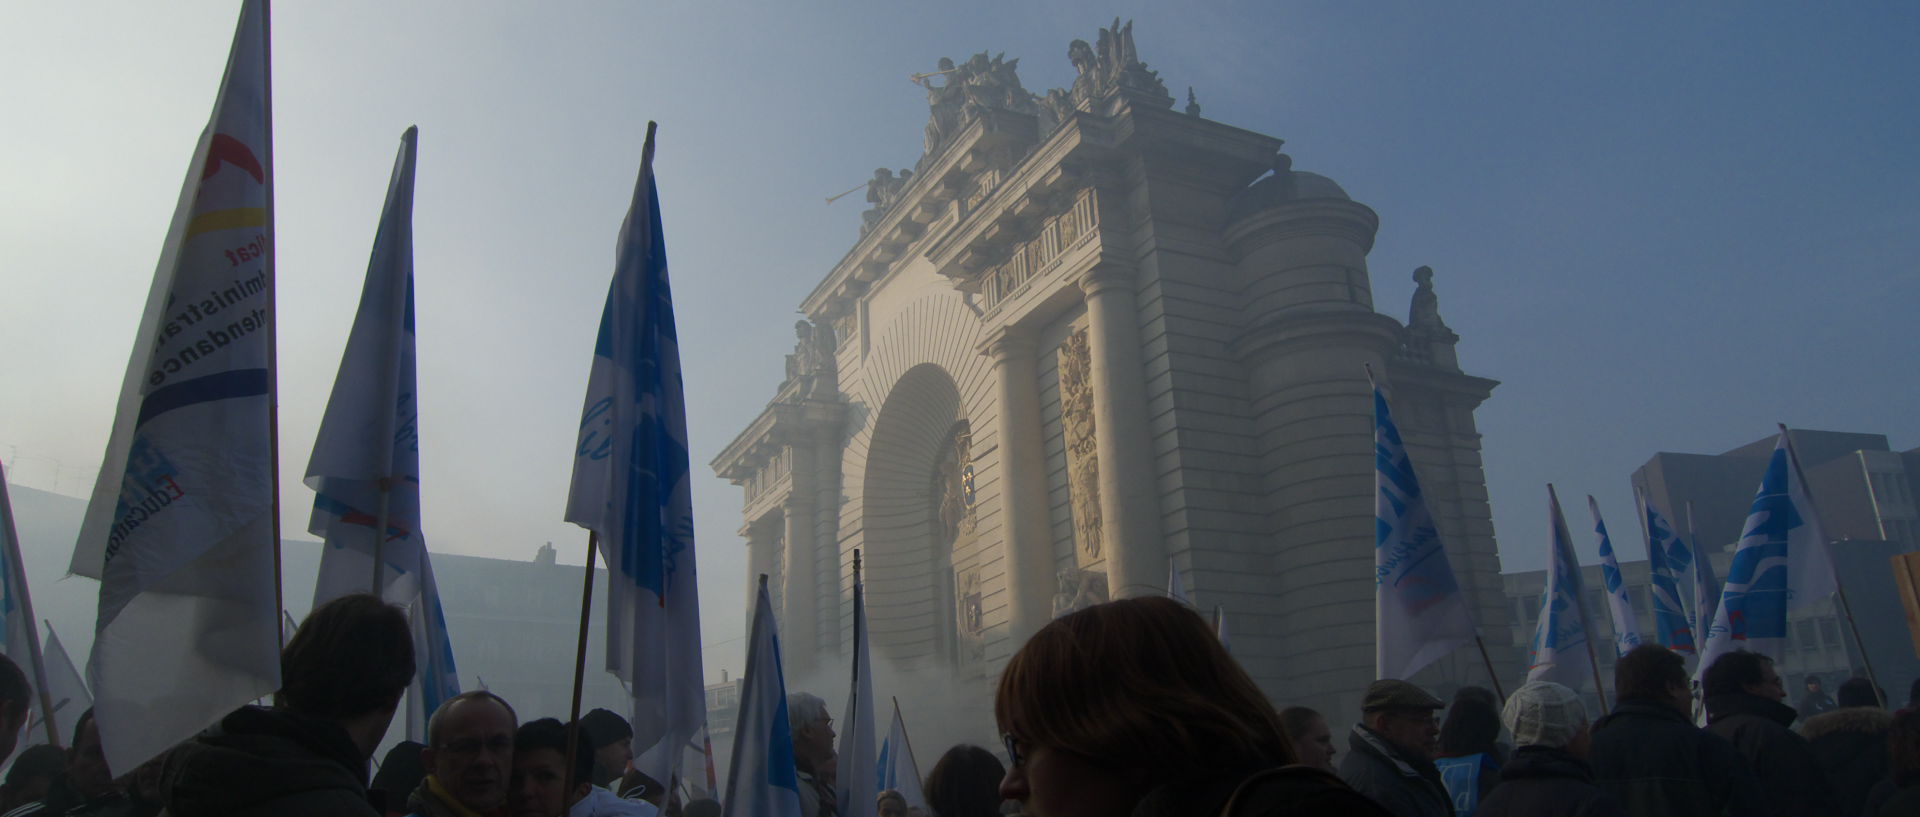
[1524,596,1541,621]
[1820,618,1843,647]
[1796,620,1817,651]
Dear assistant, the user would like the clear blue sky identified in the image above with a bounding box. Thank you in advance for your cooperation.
[3,1,1915,681]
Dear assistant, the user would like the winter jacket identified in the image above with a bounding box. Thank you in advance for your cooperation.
[1338,726,1454,817]
[1129,764,1396,817]
[158,706,378,817]
[1798,706,1891,817]
[1868,778,1920,817]
[1587,697,1770,817]
[403,777,496,817]
[1706,692,1833,817]
[1473,746,1621,817]
[1796,690,1836,723]
[569,787,660,817]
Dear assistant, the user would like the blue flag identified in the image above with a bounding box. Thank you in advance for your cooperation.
[565,126,705,784]
[1590,497,1641,657]
[1528,486,1595,689]
[1698,432,1836,671]
[836,565,877,817]
[1638,488,1696,654]
[723,578,802,817]
[1373,382,1478,679]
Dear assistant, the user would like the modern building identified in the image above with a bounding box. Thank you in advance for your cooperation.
[713,20,1514,727]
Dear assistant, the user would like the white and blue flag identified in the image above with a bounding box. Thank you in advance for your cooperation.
[565,125,705,786]
[1,461,57,749]
[1690,503,1721,658]
[723,577,802,817]
[877,701,926,811]
[1373,382,1479,680]
[31,625,92,747]
[70,0,279,774]
[1638,488,1696,654]
[1590,497,1641,657]
[1697,432,1836,671]
[301,127,459,741]
[1528,487,1596,689]
[836,561,877,817]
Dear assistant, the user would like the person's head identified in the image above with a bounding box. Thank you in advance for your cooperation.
[788,693,834,775]
[1892,708,1920,786]
[878,789,909,817]
[423,690,518,812]
[66,709,115,799]
[923,745,1004,817]
[0,654,29,762]
[1805,675,1823,694]
[509,718,593,817]
[1615,644,1690,713]
[1278,707,1335,772]
[280,594,415,757]
[578,708,634,786]
[1838,678,1884,709]
[1438,687,1502,758]
[4,744,66,804]
[994,597,1294,817]
[684,798,721,817]
[1361,680,1445,760]
[1502,682,1590,757]
[1703,650,1783,701]
[371,741,428,807]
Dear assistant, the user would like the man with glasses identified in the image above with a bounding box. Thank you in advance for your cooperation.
[409,690,518,817]
[787,693,836,817]
[1338,679,1453,817]
[1702,650,1831,817]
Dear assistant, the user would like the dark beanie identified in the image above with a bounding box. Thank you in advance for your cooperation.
[579,708,632,748]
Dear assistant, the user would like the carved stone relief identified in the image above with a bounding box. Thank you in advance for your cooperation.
[1057,328,1102,564]
[955,567,986,667]
[1051,565,1109,618]
[932,421,976,541]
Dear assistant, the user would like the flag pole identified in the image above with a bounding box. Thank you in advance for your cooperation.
[891,696,921,784]
[1472,634,1506,701]
[259,0,286,652]
[1779,424,1887,707]
[0,461,61,746]
[1686,501,1707,723]
[1552,484,1612,710]
[563,530,600,800]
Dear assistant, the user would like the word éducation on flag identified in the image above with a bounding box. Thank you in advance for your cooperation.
[69,0,280,775]
[1372,379,1479,680]
[564,123,706,786]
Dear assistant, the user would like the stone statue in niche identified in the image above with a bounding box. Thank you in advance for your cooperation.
[931,421,975,544]
[955,568,986,666]
[1057,328,1101,563]
[1051,566,1109,618]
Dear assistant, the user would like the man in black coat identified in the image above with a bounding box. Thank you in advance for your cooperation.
[1337,679,1453,817]
[1800,678,1890,817]
[1703,649,1833,817]
[1587,645,1769,817]
[160,594,417,817]
[1795,675,1836,723]
[1476,681,1620,817]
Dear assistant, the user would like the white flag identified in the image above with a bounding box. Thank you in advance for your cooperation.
[1528,487,1596,689]
[877,702,926,811]
[2,463,57,749]
[1590,497,1641,657]
[30,627,92,747]
[836,567,877,817]
[71,0,279,774]
[1697,432,1837,673]
[1167,556,1190,606]
[723,577,803,817]
[1373,383,1478,679]
[1213,605,1231,654]
[1689,503,1721,661]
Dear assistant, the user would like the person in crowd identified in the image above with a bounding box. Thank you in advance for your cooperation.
[1702,649,1832,817]
[578,709,634,788]
[922,745,1002,817]
[1434,686,1504,812]
[507,718,657,817]
[680,799,719,817]
[1796,674,1837,722]
[876,790,908,817]
[613,767,667,809]
[1800,676,1891,817]
[1278,707,1337,773]
[1864,708,1920,816]
[4,709,126,817]
[0,655,30,763]
[1909,677,1920,710]
[407,690,518,817]
[374,742,429,817]
[159,593,415,817]
[996,597,1391,817]
[0,745,65,813]
[120,753,167,817]
[1340,680,1452,817]
[1475,682,1619,817]
[1587,644,1765,817]
[788,693,837,817]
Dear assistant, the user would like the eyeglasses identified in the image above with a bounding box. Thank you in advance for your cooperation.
[439,736,512,757]
[1001,733,1023,769]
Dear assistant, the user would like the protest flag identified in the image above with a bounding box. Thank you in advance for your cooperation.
[31,625,92,746]
[69,0,280,774]
[836,552,877,817]
[1589,497,1641,657]
[1167,556,1190,606]
[1528,486,1606,701]
[722,576,803,817]
[878,699,927,812]
[1637,488,1696,653]
[1688,502,1721,662]
[563,122,705,786]
[0,461,59,745]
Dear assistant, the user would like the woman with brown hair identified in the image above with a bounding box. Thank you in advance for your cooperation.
[993,597,1390,817]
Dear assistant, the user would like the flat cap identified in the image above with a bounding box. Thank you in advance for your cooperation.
[1362,679,1445,712]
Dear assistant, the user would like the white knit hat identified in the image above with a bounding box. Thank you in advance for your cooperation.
[1501,681,1587,748]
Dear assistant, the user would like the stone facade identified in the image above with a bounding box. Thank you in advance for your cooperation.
[711,21,1514,721]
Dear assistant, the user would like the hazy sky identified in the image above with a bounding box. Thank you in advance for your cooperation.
[3,1,1916,682]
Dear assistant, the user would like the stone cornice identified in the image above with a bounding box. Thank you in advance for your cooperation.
[1223,198,1381,258]
[1228,309,1402,362]
[1388,363,1500,408]
[709,396,846,481]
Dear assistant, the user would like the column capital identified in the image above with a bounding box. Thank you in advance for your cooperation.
[979,324,1040,361]
[1077,262,1138,297]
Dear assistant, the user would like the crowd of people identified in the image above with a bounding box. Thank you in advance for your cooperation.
[0,594,1916,816]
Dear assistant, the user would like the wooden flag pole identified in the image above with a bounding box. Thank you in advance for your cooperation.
[563,531,600,801]
[1780,424,1888,707]
[891,696,921,783]
[1472,634,1506,701]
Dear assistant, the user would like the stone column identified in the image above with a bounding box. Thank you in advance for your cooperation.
[1079,264,1166,598]
[811,427,843,658]
[779,447,818,674]
[987,327,1055,645]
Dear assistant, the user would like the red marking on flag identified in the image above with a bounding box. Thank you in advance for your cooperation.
[202,134,264,183]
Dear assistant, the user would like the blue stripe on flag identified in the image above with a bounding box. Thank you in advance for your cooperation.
[137,368,269,426]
